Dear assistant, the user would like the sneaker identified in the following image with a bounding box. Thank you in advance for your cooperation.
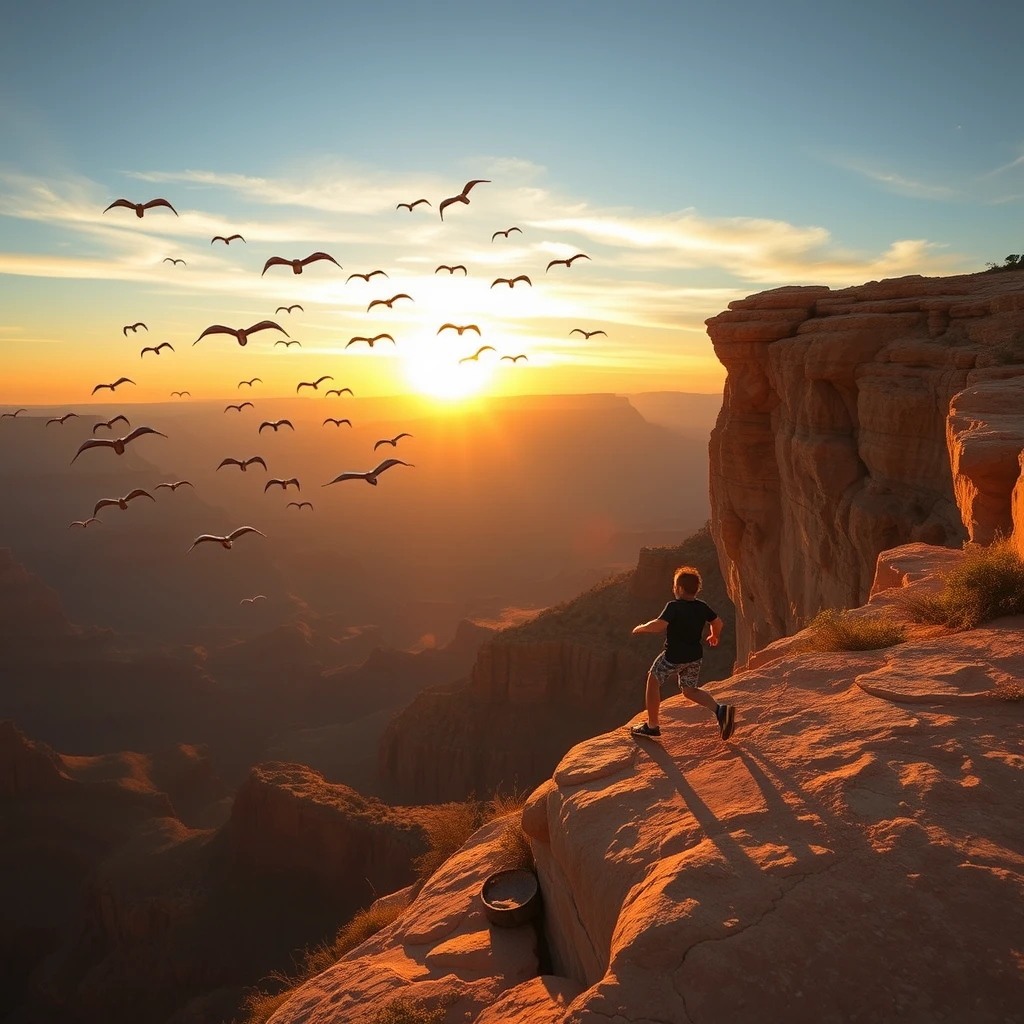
[630,722,661,739]
[716,704,736,741]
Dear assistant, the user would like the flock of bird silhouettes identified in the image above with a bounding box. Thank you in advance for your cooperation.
[5,177,606,598]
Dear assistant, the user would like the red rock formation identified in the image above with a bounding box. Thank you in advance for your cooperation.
[707,272,1024,663]
[227,763,430,914]
[380,532,735,804]
[947,377,1024,544]
[0,719,72,795]
[522,542,1024,1023]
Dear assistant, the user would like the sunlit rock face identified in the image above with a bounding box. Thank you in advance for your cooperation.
[707,272,1024,663]
[525,543,1024,1024]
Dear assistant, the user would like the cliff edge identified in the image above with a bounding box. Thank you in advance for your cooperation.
[706,270,1024,663]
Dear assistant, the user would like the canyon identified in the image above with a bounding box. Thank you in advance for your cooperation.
[267,269,1024,1024]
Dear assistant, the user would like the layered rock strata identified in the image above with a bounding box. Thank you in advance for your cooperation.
[707,271,1024,663]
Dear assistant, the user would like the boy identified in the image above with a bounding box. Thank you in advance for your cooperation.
[629,565,735,741]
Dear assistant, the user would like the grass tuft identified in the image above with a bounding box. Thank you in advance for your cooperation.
[413,800,485,882]
[235,901,406,1024]
[801,609,906,651]
[902,539,1024,630]
[489,788,534,871]
[372,993,456,1024]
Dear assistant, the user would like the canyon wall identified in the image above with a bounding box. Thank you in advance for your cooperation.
[706,270,1024,663]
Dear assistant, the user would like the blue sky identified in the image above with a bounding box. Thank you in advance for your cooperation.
[3,0,1024,402]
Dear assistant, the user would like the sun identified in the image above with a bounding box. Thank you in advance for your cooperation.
[401,337,497,400]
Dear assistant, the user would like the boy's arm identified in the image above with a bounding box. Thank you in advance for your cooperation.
[706,616,724,647]
[632,617,668,635]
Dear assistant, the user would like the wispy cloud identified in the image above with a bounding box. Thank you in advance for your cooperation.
[825,154,959,200]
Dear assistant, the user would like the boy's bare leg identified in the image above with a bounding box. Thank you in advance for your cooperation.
[645,672,661,727]
[680,685,719,713]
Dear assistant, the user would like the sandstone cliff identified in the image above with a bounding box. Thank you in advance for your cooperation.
[519,542,1023,1023]
[706,270,1024,663]
[380,529,735,803]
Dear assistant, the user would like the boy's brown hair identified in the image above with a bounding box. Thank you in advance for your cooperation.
[673,566,702,596]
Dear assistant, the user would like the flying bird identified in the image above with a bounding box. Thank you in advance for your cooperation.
[296,376,333,393]
[459,345,496,364]
[396,199,430,211]
[346,270,388,283]
[265,477,300,492]
[240,595,267,604]
[367,293,413,312]
[501,354,528,362]
[435,264,468,275]
[374,432,413,450]
[437,323,480,336]
[122,323,147,336]
[46,413,79,426]
[287,501,314,511]
[259,419,294,433]
[93,489,155,516]
[275,304,304,314]
[490,276,532,289]
[1,409,26,419]
[104,198,178,218]
[546,253,591,272]
[275,339,302,348]
[155,480,193,491]
[323,418,352,427]
[346,334,394,348]
[94,415,130,432]
[211,234,245,244]
[170,390,191,398]
[238,378,263,388]
[438,179,490,220]
[69,518,100,529]
[91,377,135,394]
[325,387,354,397]
[217,456,268,472]
[72,426,166,463]
[323,459,413,487]
[491,227,522,241]
[163,258,186,266]
[188,526,266,551]
[261,252,341,276]
[141,342,174,357]
[225,402,254,413]
[194,321,287,347]
[570,329,607,339]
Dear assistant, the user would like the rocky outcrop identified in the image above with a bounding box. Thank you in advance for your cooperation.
[0,548,79,644]
[0,720,72,795]
[522,542,1024,1023]
[227,763,430,916]
[267,818,541,1024]
[380,532,735,803]
[947,376,1024,544]
[707,271,1024,663]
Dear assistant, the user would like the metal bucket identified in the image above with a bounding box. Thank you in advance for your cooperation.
[480,868,542,928]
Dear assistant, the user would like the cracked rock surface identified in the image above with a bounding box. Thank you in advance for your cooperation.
[525,543,1023,1024]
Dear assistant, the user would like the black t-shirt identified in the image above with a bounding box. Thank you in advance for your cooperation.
[659,598,718,664]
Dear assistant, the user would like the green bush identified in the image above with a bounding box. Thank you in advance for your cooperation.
[903,539,1024,629]
[801,609,906,651]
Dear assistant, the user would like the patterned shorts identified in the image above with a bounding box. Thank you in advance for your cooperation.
[650,653,703,689]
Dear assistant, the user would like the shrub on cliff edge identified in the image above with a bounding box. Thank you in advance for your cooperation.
[801,609,906,651]
[490,788,535,871]
[414,799,486,882]
[903,538,1024,630]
